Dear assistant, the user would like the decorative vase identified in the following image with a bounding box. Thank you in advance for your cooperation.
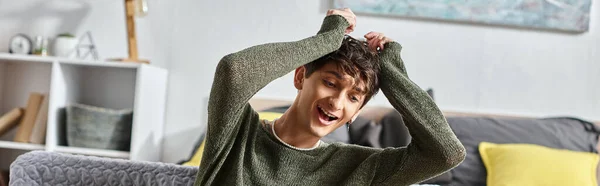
[66,103,133,151]
[51,35,78,58]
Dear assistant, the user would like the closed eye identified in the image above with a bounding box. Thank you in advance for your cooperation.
[350,95,359,103]
[323,80,335,88]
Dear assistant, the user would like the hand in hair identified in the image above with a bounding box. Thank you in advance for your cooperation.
[326,8,356,34]
[364,31,393,52]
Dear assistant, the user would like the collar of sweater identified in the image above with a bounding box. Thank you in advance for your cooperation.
[270,118,322,151]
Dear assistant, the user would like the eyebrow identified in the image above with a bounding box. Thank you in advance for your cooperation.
[325,71,366,94]
[325,71,342,79]
[354,87,365,94]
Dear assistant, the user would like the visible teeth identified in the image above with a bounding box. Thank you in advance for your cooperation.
[318,106,337,119]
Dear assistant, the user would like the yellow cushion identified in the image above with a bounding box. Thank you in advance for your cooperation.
[181,111,284,167]
[256,112,284,121]
[479,142,599,186]
[182,139,205,166]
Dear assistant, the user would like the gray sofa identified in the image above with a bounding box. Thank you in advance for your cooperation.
[9,110,600,185]
[10,151,198,186]
[445,116,600,186]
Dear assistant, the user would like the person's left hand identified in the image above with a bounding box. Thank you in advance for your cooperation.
[364,31,393,52]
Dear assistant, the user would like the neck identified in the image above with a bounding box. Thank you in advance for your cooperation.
[274,104,321,149]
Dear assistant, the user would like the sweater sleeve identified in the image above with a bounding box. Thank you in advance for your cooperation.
[372,42,466,185]
[197,15,349,183]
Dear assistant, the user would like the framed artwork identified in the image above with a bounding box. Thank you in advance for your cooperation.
[334,0,592,32]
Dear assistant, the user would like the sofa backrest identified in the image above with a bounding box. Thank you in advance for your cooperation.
[447,116,600,186]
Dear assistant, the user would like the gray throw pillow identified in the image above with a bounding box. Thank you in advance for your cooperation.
[348,116,382,147]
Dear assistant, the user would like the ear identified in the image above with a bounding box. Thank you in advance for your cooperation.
[294,66,306,90]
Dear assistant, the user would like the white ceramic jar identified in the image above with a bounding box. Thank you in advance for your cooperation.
[52,35,79,58]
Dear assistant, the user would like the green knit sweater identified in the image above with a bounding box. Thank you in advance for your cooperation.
[194,15,466,186]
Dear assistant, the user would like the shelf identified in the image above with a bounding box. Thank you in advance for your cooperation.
[0,53,53,64]
[0,59,52,115]
[0,54,167,167]
[55,62,136,112]
[0,53,141,69]
[0,141,45,151]
[54,146,130,159]
[59,59,140,69]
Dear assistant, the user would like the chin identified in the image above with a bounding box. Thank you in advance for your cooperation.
[308,122,333,138]
[309,118,344,138]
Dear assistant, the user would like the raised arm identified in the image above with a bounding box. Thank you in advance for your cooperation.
[364,33,466,185]
[198,11,353,181]
[205,13,350,146]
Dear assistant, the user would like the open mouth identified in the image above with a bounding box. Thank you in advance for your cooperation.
[317,105,339,122]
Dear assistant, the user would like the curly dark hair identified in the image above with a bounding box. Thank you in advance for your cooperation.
[304,35,381,108]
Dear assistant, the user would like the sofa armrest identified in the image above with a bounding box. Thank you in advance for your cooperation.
[10,151,198,186]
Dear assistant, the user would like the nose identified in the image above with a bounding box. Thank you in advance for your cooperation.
[328,94,344,111]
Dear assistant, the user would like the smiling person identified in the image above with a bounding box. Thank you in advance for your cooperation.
[194,8,466,186]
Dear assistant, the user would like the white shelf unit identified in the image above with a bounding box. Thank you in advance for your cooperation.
[0,53,168,170]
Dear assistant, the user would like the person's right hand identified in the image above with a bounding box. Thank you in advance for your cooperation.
[326,8,356,34]
[364,31,393,52]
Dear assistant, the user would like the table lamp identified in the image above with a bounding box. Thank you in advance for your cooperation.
[110,0,149,64]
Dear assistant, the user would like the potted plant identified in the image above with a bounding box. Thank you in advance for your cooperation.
[51,33,79,58]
